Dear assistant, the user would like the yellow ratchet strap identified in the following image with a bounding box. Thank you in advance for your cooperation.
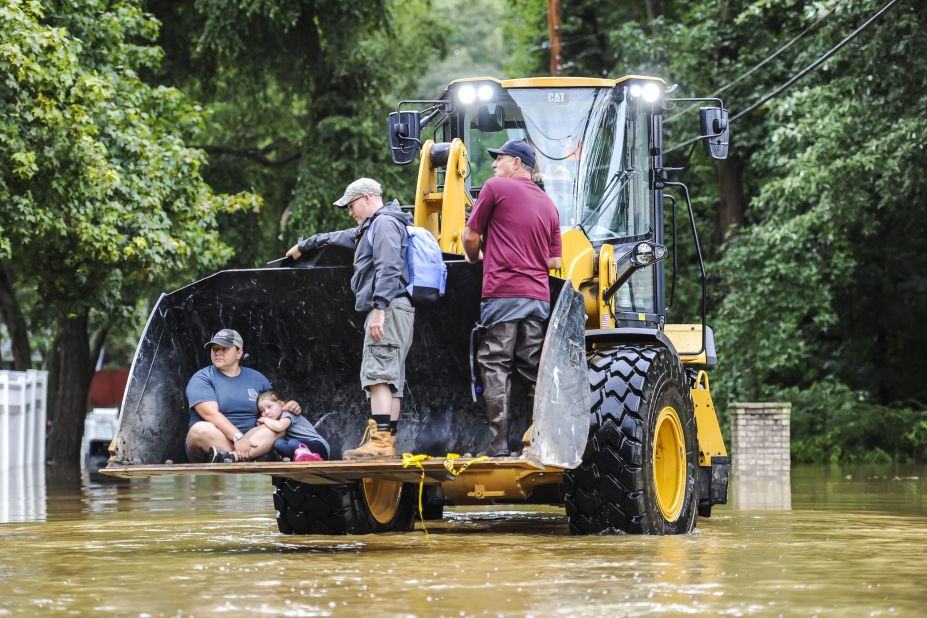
[400,452,490,549]
[443,453,488,476]
[401,453,433,549]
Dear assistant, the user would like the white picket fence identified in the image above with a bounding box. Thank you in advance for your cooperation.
[0,370,48,469]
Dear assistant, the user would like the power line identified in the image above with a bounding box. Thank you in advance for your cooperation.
[666,0,846,125]
[730,0,903,123]
[715,0,848,98]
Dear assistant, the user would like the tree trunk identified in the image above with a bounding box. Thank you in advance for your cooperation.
[712,0,743,246]
[645,0,661,22]
[715,153,746,242]
[0,263,32,370]
[45,332,61,425]
[46,311,93,465]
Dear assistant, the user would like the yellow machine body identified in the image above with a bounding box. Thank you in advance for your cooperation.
[405,76,728,505]
[104,74,731,532]
[414,139,472,253]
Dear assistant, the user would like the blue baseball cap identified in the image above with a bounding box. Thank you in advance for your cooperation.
[487,139,536,169]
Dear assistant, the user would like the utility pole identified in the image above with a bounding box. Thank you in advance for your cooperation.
[547,0,562,76]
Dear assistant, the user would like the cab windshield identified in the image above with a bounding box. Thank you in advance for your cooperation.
[464,86,651,243]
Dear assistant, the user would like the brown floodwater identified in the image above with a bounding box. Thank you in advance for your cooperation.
[1,464,925,616]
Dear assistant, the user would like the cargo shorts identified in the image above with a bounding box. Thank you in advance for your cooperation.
[361,295,415,396]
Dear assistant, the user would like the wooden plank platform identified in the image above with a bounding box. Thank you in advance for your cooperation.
[100,457,562,485]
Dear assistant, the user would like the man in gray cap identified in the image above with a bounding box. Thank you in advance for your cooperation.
[286,178,415,459]
[185,328,301,463]
[463,139,562,456]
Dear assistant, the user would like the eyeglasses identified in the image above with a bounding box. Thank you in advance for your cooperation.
[347,194,367,209]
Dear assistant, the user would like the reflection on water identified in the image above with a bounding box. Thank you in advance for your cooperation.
[1,464,925,616]
[733,472,792,510]
[0,464,46,522]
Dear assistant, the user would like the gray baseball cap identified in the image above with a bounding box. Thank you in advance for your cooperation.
[204,328,243,349]
[333,177,382,208]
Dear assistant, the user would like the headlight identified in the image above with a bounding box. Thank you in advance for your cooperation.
[458,84,476,104]
[642,82,661,103]
[631,241,668,267]
[629,84,643,98]
[477,84,493,101]
[634,242,655,266]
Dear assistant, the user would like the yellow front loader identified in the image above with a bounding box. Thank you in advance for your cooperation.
[104,75,730,536]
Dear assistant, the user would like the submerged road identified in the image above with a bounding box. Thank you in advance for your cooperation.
[1,464,925,616]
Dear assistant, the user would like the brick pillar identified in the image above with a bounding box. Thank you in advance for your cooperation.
[730,402,791,509]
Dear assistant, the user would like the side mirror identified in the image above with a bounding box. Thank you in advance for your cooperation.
[476,104,505,132]
[699,107,729,160]
[388,111,421,165]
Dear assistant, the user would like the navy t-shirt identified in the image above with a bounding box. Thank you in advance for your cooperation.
[186,366,271,434]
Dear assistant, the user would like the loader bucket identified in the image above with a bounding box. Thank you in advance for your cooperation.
[524,284,589,469]
[111,246,570,468]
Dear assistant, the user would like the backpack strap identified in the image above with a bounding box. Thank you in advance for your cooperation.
[365,211,410,286]
[365,211,407,246]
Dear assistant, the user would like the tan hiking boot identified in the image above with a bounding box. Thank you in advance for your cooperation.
[343,419,397,460]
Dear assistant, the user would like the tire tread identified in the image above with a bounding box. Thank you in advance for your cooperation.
[564,345,698,535]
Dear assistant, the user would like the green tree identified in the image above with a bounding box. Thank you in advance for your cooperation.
[145,0,451,266]
[416,0,506,95]
[502,1,927,460]
[715,1,927,407]
[0,0,258,464]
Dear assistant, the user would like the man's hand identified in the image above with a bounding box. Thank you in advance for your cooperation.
[288,234,321,260]
[286,244,302,260]
[235,443,253,461]
[465,249,483,264]
[282,400,301,415]
[367,308,386,341]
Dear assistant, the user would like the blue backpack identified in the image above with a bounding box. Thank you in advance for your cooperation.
[368,214,447,304]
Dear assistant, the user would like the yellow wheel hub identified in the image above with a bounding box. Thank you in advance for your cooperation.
[362,478,403,525]
[653,406,686,521]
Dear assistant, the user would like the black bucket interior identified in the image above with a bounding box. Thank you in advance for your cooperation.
[113,247,563,465]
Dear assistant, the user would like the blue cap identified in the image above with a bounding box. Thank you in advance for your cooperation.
[487,139,536,169]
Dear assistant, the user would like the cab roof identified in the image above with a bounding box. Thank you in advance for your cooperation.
[444,75,666,92]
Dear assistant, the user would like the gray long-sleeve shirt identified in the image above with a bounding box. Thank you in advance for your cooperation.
[298,200,413,312]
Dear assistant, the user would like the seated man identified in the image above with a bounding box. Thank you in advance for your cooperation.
[184,328,301,463]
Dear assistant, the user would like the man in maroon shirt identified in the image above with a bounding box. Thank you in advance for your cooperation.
[462,139,563,456]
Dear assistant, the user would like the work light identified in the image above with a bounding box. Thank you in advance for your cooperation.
[458,85,476,104]
[642,82,661,103]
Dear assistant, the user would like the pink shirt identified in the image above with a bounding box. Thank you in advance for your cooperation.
[467,176,562,301]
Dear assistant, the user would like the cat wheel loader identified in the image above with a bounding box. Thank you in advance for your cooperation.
[103,75,731,536]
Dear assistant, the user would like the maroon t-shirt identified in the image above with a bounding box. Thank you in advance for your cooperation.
[467,176,562,301]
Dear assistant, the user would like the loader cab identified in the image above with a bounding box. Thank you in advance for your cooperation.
[423,77,669,325]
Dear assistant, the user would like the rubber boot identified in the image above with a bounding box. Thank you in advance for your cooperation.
[479,397,510,457]
[343,419,398,460]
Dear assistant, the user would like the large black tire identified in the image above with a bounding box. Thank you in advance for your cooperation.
[272,477,417,535]
[564,345,699,535]
[417,485,446,521]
